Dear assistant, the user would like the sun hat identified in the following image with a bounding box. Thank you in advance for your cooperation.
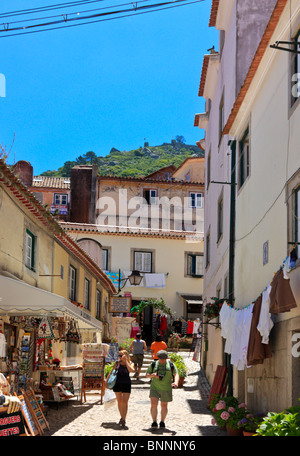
[156,350,168,359]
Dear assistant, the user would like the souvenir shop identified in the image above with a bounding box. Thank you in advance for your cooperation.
[0,276,103,406]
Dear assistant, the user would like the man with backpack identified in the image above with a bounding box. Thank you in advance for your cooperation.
[145,350,179,429]
[129,333,147,380]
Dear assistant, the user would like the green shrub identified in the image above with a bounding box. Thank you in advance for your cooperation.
[256,402,300,436]
[104,362,115,377]
[168,353,187,378]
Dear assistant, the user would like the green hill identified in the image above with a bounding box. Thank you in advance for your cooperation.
[41,137,204,178]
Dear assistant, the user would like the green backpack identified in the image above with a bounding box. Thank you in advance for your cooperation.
[151,360,175,381]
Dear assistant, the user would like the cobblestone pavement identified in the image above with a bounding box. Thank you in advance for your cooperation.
[43,352,227,437]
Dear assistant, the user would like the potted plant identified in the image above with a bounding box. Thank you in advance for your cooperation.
[237,413,265,435]
[168,352,187,387]
[255,400,300,436]
[119,337,134,352]
[210,395,248,435]
[204,298,225,321]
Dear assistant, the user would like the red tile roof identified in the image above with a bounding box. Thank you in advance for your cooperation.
[59,222,204,241]
[209,0,220,27]
[198,54,210,97]
[32,176,70,189]
[223,0,288,135]
[98,175,204,186]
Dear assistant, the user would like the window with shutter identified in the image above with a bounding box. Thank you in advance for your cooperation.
[187,253,203,277]
[96,290,102,319]
[84,278,90,310]
[69,266,77,301]
[134,251,153,272]
[190,192,203,208]
[25,229,35,270]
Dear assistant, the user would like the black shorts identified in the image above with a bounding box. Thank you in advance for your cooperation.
[113,382,131,394]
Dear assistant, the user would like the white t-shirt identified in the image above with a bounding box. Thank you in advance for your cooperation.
[257,285,274,344]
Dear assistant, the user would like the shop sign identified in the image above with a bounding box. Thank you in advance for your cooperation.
[80,310,91,321]
[0,411,25,436]
[109,296,131,313]
[50,204,68,215]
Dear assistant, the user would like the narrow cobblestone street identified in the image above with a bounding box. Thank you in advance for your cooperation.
[42,352,227,437]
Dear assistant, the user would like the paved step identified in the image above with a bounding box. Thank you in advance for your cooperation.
[130,352,153,389]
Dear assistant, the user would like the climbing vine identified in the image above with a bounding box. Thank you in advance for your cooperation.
[131,297,173,316]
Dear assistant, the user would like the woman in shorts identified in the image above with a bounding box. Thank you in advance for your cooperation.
[106,350,134,427]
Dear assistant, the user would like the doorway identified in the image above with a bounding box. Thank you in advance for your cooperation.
[132,299,153,346]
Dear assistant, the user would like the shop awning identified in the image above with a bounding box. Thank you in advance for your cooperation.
[178,293,203,304]
[0,275,102,332]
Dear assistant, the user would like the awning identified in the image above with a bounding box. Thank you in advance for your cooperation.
[178,293,203,304]
[0,275,102,332]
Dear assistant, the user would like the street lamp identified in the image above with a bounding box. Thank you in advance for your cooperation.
[116,269,143,294]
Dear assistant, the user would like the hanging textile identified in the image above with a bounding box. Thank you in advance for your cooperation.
[269,268,297,315]
[247,295,272,366]
[181,320,188,335]
[257,285,274,344]
[0,332,7,358]
[187,320,194,335]
[37,318,54,339]
[230,304,254,370]
[172,319,182,334]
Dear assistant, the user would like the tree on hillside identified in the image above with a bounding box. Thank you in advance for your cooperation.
[175,135,186,144]
[83,151,98,164]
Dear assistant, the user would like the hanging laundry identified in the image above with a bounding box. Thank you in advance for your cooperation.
[224,308,238,355]
[231,304,254,370]
[269,268,297,315]
[257,285,274,344]
[144,273,166,288]
[247,295,272,366]
[219,302,232,340]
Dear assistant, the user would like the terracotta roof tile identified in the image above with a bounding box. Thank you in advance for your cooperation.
[32,176,70,189]
[198,54,210,97]
[209,0,220,27]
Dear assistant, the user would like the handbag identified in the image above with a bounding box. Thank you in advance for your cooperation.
[107,367,118,389]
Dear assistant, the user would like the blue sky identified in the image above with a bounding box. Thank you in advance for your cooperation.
[0,0,218,175]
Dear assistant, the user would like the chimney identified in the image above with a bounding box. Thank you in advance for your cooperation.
[70,164,98,224]
[13,161,33,187]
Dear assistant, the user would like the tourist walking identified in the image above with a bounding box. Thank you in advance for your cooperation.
[145,350,179,429]
[150,334,167,360]
[106,350,134,427]
[129,333,147,380]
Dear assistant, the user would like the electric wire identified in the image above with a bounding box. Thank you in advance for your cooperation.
[0,0,191,32]
[0,0,204,38]
[0,1,108,18]
[4,0,153,26]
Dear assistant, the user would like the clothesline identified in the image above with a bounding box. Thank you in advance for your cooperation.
[219,250,297,371]
[221,248,297,314]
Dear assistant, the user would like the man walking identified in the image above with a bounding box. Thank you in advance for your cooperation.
[129,333,147,380]
[146,350,179,428]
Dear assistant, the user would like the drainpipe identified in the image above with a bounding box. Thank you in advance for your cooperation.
[227,139,236,397]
